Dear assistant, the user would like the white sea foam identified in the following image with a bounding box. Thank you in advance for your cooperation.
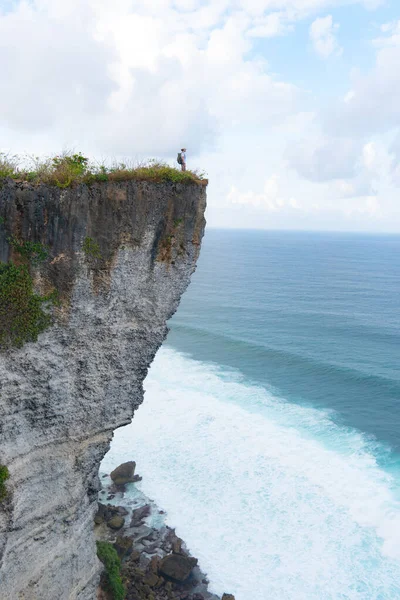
[101,347,400,600]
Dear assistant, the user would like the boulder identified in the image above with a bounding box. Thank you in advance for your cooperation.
[222,595,236,600]
[107,515,125,530]
[143,572,159,587]
[94,503,107,525]
[159,553,198,582]
[116,506,129,516]
[114,535,133,559]
[172,536,182,554]
[110,461,136,486]
[132,525,154,543]
[130,504,151,527]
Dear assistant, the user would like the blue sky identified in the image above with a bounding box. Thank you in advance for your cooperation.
[0,0,400,231]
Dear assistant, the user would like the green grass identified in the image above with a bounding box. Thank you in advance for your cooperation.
[96,541,125,600]
[0,152,207,188]
[0,465,9,501]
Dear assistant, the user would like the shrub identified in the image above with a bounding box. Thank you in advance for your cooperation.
[96,541,125,600]
[0,153,18,179]
[0,263,55,349]
[8,236,48,264]
[0,465,9,501]
[82,237,101,259]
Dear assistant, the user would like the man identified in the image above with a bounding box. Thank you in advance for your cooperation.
[180,148,186,171]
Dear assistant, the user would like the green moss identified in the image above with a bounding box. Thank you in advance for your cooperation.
[96,541,125,600]
[0,465,9,501]
[0,263,55,349]
[8,236,48,264]
[82,237,101,259]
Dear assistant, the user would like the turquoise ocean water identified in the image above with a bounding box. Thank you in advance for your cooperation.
[102,230,400,600]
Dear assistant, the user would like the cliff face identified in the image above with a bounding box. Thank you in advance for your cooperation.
[0,179,206,599]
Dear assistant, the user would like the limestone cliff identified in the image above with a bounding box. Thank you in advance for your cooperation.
[0,178,206,599]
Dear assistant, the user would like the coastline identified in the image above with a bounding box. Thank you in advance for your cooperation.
[96,461,233,600]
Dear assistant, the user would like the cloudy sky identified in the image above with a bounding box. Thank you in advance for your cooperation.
[1,0,400,231]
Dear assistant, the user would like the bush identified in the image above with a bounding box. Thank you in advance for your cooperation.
[0,465,9,501]
[96,541,125,600]
[82,237,101,259]
[0,263,55,349]
[0,153,18,179]
[8,236,48,264]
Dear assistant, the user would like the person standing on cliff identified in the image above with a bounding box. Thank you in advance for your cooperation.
[178,148,187,171]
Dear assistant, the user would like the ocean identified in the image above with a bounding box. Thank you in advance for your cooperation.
[101,229,400,600]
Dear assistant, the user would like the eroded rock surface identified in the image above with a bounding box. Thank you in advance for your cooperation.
[0,179,206,599]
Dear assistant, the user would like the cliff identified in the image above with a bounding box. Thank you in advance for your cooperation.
[0,178,206,599]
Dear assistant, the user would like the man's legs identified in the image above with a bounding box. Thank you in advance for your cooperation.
[181,162,186,171]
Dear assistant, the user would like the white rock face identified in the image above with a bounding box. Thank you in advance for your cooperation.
[0,180,206,599]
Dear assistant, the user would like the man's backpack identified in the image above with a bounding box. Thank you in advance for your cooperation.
[177,152,182,165]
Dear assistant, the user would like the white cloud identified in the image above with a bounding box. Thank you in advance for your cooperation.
[0,0,301,157]
[309,15,342,58]
[327,24,400,136]
[286,136,360,182]
[373,20,400,47]
[247,12,293,38]
[0,0,398,232]
[227,175,288,211]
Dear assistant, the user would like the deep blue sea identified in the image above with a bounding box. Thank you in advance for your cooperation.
[103,230,400,600]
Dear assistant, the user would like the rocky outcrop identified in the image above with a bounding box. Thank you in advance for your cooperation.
[96,463,235,600]
[0,179,206,599]
[110,462,137,487]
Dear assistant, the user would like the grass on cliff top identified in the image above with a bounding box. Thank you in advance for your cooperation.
[0,152,207,187]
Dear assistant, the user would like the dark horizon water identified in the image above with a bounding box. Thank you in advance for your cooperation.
[104,228,400,599]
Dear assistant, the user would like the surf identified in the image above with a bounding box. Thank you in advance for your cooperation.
[102,346,400,600]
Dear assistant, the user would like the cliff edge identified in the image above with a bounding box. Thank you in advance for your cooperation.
[0,178,206,599]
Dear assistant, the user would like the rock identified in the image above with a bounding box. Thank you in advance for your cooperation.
[116,506,129,516]
[132,525,154,543]
[107,515,125,530]
[222,595,235,600]
[114,535,133,559]
[94,503,108,524]
[143,572,159,587]
[0,180,206,600]
[133,474,142,482]
[172,536,183,554]
[106,494,115,500]
[110,461,136,486]
[130,549,140,562]
[149,555,161,573]
[159,554,198,582]
[130,503,151,526]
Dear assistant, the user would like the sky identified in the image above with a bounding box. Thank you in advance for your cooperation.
[1,0,400,232]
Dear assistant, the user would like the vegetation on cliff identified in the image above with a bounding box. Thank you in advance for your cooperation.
[0,230,57,349]
[0,152,207,187]
[97,541,125,600]
[0,262,57,349]
[0,465,9,501]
